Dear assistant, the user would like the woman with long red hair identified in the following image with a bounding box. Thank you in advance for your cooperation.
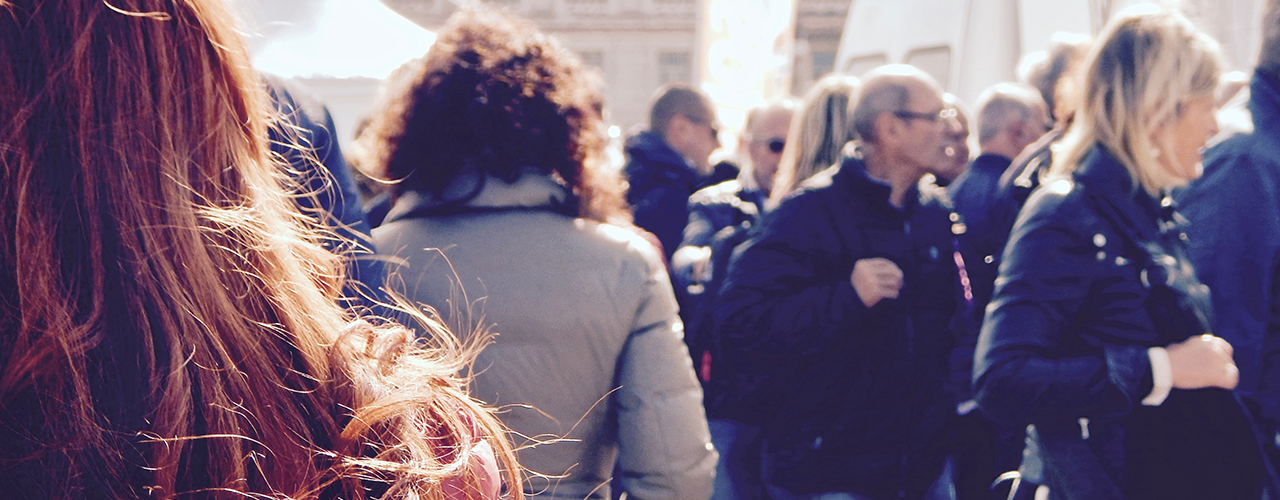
[0,0,517,498]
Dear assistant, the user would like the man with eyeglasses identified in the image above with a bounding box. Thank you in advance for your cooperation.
[669,98,796,500]
[624,83,728,261]
[712,65,966,500]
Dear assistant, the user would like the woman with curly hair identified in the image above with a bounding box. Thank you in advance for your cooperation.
[361,6,716,499]
[0,0,516,498]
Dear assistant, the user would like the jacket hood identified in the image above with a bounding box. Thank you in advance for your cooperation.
[625,130,694,173]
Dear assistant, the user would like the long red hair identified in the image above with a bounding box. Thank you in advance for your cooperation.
[0,0,518,497]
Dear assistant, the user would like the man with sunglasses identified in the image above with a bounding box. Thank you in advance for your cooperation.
[713,65,967,500]
[669,98,795,500]
[625,83,727,261]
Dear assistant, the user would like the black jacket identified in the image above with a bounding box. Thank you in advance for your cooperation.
[946,153,1013,401]
[624,131,701,260]
[712,157,962,498]
[974,145,1264,499]
[1179,71,1280,431]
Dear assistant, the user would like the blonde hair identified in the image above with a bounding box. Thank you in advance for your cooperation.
[770,74,860,205]
[1051,4,1221,195]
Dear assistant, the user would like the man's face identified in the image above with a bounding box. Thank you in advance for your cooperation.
[1014,105,1050,154]
[679,111,722,175]
[894,84,956,177]
[746,108,794,193]
[937,108,970,182]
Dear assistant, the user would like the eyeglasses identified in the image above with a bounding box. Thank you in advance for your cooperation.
[893,108,958,124]
[686,115,720,141]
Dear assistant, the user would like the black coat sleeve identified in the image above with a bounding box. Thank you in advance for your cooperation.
[712,194,869,381]
[974,187,1152,426]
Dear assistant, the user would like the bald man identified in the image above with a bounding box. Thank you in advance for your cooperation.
[712,66,965,500]
[943,83,1050,500]
[949,83,1048,326]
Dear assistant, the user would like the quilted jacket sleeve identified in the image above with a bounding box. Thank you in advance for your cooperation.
[613,241,716,500]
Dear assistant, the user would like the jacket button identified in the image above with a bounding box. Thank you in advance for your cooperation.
[1093,234,1106,247]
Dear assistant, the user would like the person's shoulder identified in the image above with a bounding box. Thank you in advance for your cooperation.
[583,220,667,266]
[1018,176,1097,229]
[1184,132,1280,203]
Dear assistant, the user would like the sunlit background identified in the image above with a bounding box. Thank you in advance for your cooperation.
[231,0,1264,155]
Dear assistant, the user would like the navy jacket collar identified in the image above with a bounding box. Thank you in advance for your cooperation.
[971,153,1013,173]
[837,154,919,214]
[625,130,696,174]
[1249,71,1280,138]
[1075,145,1163,241]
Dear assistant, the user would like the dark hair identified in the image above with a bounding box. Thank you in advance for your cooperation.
[0,0,518,497]
[648,83,715,138]
[1261,0,1280,75]
[1019,33,1090,123]
[360,6,626,223]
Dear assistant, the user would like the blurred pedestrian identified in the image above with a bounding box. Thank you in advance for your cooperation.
[713,65,964,500]
[362,7,716,499]
[672,98,796,500]
[625,84,725,260]
[933,93,973,185]
[265,75,386,312]
[975,5,1267,499]
[1177,0,1280,481]
[0,0,515,498]
[945,82,1047,500]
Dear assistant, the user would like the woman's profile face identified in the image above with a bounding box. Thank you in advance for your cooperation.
[1159,95,1219,182]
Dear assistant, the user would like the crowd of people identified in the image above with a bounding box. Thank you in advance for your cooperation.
[4,0,1280,499]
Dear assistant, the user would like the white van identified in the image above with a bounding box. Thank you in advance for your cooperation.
[834,0,1264,106]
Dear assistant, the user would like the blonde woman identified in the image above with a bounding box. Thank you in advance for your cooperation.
[974,5,1267,498]
[767,74,859,206]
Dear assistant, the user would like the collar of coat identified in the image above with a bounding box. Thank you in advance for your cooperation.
[1074,145,1168,243]
[383,169,573,224]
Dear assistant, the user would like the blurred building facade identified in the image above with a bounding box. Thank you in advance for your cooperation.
[386,0,849,131]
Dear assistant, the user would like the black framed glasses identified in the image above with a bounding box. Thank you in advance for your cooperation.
[893,108,958,124]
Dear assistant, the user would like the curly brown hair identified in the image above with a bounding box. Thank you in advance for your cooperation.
[359,6,627,224]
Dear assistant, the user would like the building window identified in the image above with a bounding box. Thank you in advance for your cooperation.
[904,46,951,90]
[812,51,836,80]
[579,50,604,69]
[658,51,691,84]
[565,0,608,14]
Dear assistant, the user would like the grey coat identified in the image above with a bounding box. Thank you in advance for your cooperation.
[374,172,716,500]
